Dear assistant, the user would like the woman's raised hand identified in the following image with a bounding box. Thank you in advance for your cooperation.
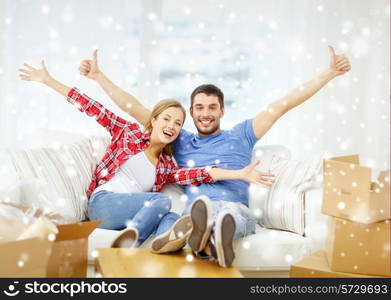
[18,60,50,83]
[79,49,101,80]
[239,160,276,187]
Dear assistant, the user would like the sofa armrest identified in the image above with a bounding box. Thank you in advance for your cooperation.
[303,186,328,252]
[161,184,186,215]
[0,183,23,206]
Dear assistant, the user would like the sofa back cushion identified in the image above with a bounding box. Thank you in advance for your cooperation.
[7,133,110,220]
[249,146,323,236]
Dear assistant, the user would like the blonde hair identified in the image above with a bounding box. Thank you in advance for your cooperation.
[144,99,186,156]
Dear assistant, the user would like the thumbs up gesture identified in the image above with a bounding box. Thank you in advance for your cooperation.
[79,49,101,80]
[328,45,351,77]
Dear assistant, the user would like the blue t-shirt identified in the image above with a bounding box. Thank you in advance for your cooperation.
[174,119,259,207]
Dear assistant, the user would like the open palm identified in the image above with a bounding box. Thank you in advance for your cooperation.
[18,60,50,83]
[240,160,276,187]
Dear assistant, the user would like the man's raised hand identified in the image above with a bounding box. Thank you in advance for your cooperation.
[328,45,351,77]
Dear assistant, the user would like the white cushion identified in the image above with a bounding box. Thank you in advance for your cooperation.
[0,182,22,207]
[7,134,110,220]
[0,178,75,217]
[232,224,311,270]
[249,153,323,235]
[251,144,291,171]
[0,150,20,190]
[160,184,187,214]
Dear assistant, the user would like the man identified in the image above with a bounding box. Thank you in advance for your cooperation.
[79,46,351,267]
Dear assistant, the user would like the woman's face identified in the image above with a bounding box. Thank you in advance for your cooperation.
[151,107,184,145]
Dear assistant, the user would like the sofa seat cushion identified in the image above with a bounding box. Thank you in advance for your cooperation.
[232,224,311,270]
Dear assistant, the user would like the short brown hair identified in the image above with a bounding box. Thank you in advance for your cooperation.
[144,99,186,156]
[190,84,224,108]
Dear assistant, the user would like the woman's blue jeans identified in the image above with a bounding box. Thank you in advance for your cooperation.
[88,191,179,245]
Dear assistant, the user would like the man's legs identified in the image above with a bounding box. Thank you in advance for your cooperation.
[188,196,256,267]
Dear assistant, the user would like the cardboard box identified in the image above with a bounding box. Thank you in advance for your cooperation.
[0,238,54,277]
[0,213,99,278]
[290,250,386,278]
[46,221,100,277]
[0,218,53,277]
[322,155,390,224]
[326,217,390,276]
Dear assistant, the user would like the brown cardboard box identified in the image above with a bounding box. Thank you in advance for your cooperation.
[0,214,100,278]
[0,218,53,277]
[290,250,386,278]
[322,155,390,224]
[0,238,54,277]
[326,217,390,276]
[46,221,100,277]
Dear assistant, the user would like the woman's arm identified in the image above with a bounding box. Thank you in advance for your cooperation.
[167,160,275,187]
[19,60,72,96]
[18,60,132,137]
[79,50,152,125]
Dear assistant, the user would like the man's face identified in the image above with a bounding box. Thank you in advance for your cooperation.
[190,93,224,136]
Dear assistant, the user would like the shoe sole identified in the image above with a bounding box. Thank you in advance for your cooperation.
[111,228,139,248]
[188,197,213,253]
[151,216,192,254]
[215,213,236,268]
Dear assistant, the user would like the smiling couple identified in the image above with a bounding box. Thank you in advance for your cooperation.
[18,46,350,267]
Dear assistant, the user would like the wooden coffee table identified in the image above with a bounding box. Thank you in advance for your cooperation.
[95,248,243,278]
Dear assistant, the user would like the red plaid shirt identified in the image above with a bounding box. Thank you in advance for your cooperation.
[67,88,214,198]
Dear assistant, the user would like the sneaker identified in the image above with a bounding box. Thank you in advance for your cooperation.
[210,213,236,268]
[110,227,139,248]
[151,215,192,254]
[188,196,214,253]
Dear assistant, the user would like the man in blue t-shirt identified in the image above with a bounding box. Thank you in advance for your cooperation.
[79,46,351,267]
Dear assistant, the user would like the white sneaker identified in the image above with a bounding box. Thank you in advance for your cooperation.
[110,227,139,248]
[151,216,192,254]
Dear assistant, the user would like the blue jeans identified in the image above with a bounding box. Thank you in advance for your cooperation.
[88,191,179,245]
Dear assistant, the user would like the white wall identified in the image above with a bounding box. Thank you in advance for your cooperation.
[0,0,389,177]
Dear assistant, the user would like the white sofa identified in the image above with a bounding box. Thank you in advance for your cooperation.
[1,130,328,276]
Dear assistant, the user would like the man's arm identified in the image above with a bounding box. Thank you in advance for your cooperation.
[252,46,351,139]
[79,50,151,126]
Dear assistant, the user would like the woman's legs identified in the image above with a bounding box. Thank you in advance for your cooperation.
[88,191,171,244]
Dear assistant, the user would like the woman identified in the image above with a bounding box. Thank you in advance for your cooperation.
[18,60,273,248]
